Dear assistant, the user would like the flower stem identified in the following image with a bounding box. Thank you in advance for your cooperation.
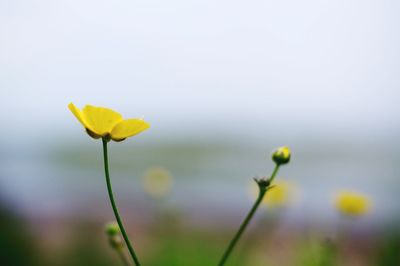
[116,248,131,266]
[102,138,141,266]
[268,164,280,184]
[217,164,280,266]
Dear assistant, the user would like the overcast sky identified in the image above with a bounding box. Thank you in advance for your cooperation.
[1,0,399,140]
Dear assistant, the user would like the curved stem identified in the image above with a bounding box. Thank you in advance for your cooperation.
[218,164,280,266]
[102,138,141,266]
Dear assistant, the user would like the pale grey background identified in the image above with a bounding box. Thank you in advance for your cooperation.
[0,0,399,227]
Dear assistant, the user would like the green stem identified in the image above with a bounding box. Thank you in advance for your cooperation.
[268,164,280,184]
[117,248,131,266]
[102,138,141,266]
[217,164,280,266]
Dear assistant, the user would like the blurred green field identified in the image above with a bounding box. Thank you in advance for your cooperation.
[1,200,400,266]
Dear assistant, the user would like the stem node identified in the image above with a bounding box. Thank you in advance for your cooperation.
[217,164,281,266]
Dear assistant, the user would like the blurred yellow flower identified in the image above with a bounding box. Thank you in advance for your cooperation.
[334,190,371,217]
[142,167,173,198]
[68,103,150,141]
[264,180,296,208]
[249,180,296,208]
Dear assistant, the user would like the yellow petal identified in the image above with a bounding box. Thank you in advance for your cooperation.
[82,105,123,136]
[111,119,150,141]
[68,103,93,130]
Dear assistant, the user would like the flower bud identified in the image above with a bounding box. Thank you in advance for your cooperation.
[105,222,124,250]
[253,177,270,189]
[272,146,291,165]
[109,235,124,250]
[105,222,120,237]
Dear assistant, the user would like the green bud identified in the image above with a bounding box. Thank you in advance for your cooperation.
[105,222,120,236]
[109,235,124,250]
[254,177,270,189]
[272,146,291,165]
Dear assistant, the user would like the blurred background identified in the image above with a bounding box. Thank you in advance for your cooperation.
[0,0,399,265]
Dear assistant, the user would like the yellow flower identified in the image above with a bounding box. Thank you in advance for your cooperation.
[142,167,173,198]
[68,103,150,141]
[264,180,295,208]
[334,190,371,217]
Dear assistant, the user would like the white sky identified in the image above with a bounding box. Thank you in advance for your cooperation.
[1,0,399,139]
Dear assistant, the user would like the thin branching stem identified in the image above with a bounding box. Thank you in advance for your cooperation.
[218,164,280,266]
